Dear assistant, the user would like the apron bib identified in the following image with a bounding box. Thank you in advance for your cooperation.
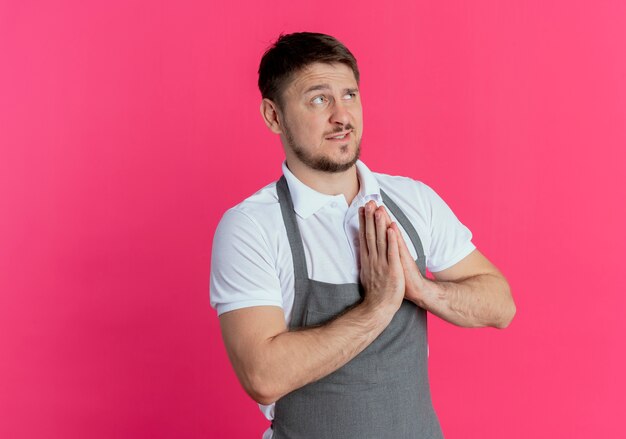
[271,175,444,439]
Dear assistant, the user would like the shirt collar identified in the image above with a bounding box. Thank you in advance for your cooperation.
[281,159,382,219]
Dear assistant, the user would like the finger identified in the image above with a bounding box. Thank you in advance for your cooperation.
[375,207,388,262]
[387,227,401,271]
[358,207,369,268]
[364,201,378,264]
[379,205,393,225]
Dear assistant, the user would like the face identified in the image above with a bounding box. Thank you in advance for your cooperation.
[275,62,363,173]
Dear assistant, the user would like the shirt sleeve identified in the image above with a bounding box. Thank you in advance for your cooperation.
[420,182,476,272]
[209,208,283,316]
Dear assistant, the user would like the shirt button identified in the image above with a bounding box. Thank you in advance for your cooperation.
[331,202,338,208]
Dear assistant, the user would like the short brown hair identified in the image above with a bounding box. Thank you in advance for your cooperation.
[257,32,360,112]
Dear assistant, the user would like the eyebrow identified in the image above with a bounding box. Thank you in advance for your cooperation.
[303,84,359,95]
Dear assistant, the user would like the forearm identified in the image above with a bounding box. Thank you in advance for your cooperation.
[412,274,515,329]
[253,302,392,405]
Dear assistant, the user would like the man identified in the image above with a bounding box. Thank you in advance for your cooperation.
[210,32,516,439]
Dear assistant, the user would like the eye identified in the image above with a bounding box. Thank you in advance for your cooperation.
[312,95,326,105]
[344,92,357,99]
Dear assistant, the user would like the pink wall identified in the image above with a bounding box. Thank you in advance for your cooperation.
[1,1,625,437]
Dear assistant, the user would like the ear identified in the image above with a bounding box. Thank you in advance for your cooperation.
[259,98,284,135]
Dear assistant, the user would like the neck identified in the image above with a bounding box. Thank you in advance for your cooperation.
[285,159,360,206]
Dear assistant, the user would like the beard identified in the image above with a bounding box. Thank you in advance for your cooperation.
[283,120,361,173]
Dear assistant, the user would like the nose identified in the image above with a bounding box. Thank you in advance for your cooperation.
[330,99,351,126]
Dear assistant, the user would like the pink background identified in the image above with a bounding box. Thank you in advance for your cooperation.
[1,1,625,437]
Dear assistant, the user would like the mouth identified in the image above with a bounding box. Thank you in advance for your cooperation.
[325,130,352,142]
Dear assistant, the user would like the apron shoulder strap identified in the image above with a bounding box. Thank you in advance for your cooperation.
[276,175,310,281]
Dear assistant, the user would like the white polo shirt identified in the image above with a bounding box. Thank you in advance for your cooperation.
[209,159,475,437]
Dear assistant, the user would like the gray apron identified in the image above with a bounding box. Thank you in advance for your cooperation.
[271,175,444,439]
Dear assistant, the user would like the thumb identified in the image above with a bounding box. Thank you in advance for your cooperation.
[391,223,425,288]
[391,222,414,265]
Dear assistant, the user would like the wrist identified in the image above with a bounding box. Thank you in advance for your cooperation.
[360,299,395,326]
[408,277,439,309]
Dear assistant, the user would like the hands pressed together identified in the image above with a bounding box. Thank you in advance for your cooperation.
[358,200,429,314]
